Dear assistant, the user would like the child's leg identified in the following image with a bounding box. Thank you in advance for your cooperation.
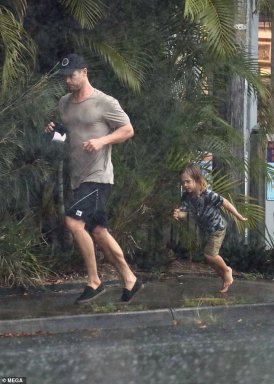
[203,229,233,293]
[204,254,233,293]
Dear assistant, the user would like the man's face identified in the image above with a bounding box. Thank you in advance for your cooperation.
[63,69,86,92]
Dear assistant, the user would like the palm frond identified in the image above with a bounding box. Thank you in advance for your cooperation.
[0,66,61,117]
[58,0,107,29]
[226,53,268,100]
[249,158,274,183]
[211,172,241,195]
[92,42,148,92]
[200,170,265,232]
[0,6,36,96]
[0,0,27,20]
[184,0,207,20]
[200,135,244,170]
[184,0,237,58]
[73,34,150,92]
[224,193,265,232]
[165,148,199,172]
[203,0,237,57]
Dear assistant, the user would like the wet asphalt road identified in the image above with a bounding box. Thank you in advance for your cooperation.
[1,309,274,384]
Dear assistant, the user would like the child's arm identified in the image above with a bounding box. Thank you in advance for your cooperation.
[222,198,248,221]
[173,208,188,220]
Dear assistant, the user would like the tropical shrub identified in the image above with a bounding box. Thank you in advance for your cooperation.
[0,213,50,287]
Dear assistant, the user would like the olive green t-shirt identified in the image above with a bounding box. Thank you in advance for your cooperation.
[59,89,130,189]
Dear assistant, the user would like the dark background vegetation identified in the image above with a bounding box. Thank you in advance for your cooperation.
[1,0,274,287]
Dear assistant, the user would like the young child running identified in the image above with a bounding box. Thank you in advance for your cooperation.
[173,163,247,293]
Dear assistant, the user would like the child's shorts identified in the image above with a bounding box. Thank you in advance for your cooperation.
[203,229,226,256]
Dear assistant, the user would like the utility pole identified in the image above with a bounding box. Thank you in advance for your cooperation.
[227,0,259,245]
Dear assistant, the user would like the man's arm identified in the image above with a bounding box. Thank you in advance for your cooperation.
[222,198,247,221]
[83,123,134,151]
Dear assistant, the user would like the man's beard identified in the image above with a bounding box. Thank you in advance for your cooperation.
[67,84,81,92]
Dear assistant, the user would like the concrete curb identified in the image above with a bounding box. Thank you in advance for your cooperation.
[1,302,274,335]
[0,309,172,334]
[173,302,274,321]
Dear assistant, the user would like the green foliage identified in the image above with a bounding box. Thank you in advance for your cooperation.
[23,0,147,93]
[0,214,50,287]
[73,34,149,93]
[184,296,232,307]
[59,0,107,29]
[184,0,237,58]
[101,0,268,273]
[0,73,64,215]
[222,239,274,275]
[169,220,201,262]
[0,0,272,285]
[209,172,265,232]
[0,1,36,96]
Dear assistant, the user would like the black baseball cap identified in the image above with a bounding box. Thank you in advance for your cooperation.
[58,53,88,75]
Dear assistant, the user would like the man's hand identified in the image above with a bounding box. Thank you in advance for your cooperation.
[83,137,106,152]
[45,121,55,133]
[173,208,187,220]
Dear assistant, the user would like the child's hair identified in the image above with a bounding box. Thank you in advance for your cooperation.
[179,163,208,190]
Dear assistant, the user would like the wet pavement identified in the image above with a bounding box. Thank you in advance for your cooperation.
[0,274,274,333]
[1,274,274,384]
[1,306,274,384]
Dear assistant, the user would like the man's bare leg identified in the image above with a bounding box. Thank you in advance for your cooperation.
[204,254,233,293]
[65,216,101,289]
[92,226,137,290]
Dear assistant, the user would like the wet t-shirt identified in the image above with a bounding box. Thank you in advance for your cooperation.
[59,89,130,189]
[181,189,226,234]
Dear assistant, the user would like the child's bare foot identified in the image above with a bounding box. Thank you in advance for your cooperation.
[220,267,233,293]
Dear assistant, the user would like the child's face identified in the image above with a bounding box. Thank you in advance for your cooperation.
[180,172,198,193]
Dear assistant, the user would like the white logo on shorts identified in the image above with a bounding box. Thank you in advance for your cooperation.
[76,210,83,217]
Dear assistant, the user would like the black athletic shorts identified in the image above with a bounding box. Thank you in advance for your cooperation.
[66,182,111,231]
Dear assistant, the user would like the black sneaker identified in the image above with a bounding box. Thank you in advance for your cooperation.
[120,278,144,303]
[75,283,105,304]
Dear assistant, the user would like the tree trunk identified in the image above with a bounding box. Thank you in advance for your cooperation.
[219,0,248,245]
[57,160,73,249]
